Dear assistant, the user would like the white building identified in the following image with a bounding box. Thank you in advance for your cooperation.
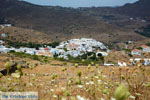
[0,40,4,44]
[104,63,114,66]
[0,38,109,60]
[2,24,12,27]
[118,61,127,67]
[141,45,150,52]
[1,33,6,37]
[131,49,142,55]
[0,46,10,53]
[96,52,108,57]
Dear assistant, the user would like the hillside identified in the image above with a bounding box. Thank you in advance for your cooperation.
[117,0,150,20]
[0,26,52,43]
[0,0,149,43]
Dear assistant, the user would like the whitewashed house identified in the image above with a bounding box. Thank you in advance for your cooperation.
[141,45,150,52]
[9,47,17,51]
[131,49,142,55]
[1,33,6,37]
[26,50,35,55]
[23,48,36,55]
[0,46,10,53]
[2,24,12,27]
[118,61,127,67]
[0,40,4,44]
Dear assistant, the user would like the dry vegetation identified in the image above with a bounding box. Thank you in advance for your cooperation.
[0,27,52,43]
[0,55,150,100]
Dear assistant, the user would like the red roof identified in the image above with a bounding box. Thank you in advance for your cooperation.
[37,51,52,56]
[132,49,141,52]
[44,48,49,50]
[141,45,149,48]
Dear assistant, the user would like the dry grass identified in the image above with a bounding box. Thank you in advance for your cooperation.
[0,63,150,100]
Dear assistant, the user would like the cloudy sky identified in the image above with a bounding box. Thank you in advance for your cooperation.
[22,0,138,8]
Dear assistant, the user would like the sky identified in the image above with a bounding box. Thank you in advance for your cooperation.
[22,0,138,8]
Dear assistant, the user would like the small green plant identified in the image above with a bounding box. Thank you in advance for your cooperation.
[91,61,94,65]
[1,87,7,92]
[76,71,82,85]
[75,79,82,85]
[16,64,23,79]
[65,90,71,97]
[11,72,21,79]
[67,78,73,86]
[29,65,34,70]
[17,64,22,71]
[0,72,3,78]
[62,68,67,72]
[81,59,85,63]
[5,62,12,75]
[35,63,38,67]
[77,71,82,78]
[114,84,130,100]
[88,64,91,69]
[51,74,58,80]
[74,63,79,68]
[95,64,99,68]
[63,62,67,66]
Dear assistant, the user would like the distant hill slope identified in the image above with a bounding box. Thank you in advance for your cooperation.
[117,0,150,20]
[0,0,149,43]
[0,26,52,43]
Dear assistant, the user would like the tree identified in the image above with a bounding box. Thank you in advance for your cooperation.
[81,54,88,59]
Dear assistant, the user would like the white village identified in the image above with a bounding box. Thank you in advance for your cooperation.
[1,37,150,66]
[0,38,108,59]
